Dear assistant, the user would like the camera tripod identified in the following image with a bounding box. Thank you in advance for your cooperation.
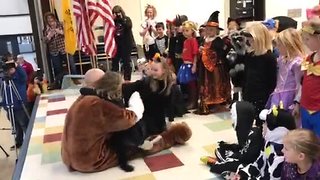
[0,77,30,160]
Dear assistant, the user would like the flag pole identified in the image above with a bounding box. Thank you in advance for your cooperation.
[66,54,71,74]
[79,51,83,75]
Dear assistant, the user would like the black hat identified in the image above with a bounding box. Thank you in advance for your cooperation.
[206,11,223,30]
[272,16,297,32]
[174,15,188,27]
[259,108,296,131]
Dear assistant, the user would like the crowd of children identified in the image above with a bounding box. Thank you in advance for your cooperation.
[130,3,320,180]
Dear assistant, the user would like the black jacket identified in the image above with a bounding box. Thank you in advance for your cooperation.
[122,78,173,136]
[114,16,134,52]
[241,51,277,103]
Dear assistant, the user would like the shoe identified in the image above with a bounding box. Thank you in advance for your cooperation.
[200,156,217,165]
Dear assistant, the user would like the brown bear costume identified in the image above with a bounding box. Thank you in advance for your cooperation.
[61,95,192,173]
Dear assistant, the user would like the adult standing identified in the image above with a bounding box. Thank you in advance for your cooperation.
[1,54,29,149]
[112,6,135,82]
[17,54,34,84]
[140,5,158,61]
[43,12,76,89]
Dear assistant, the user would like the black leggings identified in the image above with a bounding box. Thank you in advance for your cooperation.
[112,48,132,81]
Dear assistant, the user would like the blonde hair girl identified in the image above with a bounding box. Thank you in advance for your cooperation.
[281,129,320,179]
[245,22,273,56]
[275,28,305,60]
[178,20,199,109]
[241,22,277,126]
[266,28,305,110]
[150,54,175,96]
[182,21,197,37]
[140,4,158,60]
[144,4,157,19]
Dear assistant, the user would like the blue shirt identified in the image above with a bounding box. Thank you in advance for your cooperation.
[1,65,27,110]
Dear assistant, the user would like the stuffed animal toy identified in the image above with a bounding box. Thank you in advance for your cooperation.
[145,122,192,154]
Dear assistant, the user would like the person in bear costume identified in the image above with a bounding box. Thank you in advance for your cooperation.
[61,71,192,173]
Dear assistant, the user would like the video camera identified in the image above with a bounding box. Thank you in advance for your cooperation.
[0,60,16,72]
[0,55,16,79]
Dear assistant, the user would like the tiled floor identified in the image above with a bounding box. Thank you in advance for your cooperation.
[16,88,236,180]
[0,110,17,180]
[1,79,237,180]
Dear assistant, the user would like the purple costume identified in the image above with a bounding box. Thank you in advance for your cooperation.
[266,56,303,110]
[281,161,320,179]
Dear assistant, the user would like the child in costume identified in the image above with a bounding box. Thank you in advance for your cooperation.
[155,22,168,56]
[201,101,263,178]
[140,4,158,61]
[266,28,304,111]
[232,106,296,179]
[177,20,199,110]
[27,71,48,114]
[168,15,188,74]
[225,18,243,103]
[281,129,320,179]
[295,18,320,136]
[238,22,277,126]
[123,55,176,136]
[199,11,231,108]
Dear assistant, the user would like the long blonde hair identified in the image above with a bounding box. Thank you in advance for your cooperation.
[275,28,305,60]
[245,22,273,56]
[150,57,175,96]
[283,129,320,161]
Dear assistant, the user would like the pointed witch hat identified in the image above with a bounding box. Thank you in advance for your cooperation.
[206,11,224,30]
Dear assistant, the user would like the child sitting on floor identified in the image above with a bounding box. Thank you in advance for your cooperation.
[201,101,263,178]
[232,106,296,179]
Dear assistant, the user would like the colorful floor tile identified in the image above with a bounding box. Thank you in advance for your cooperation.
[41,142,62,164]
[20,86,236,180]
[144,152,183,172]
[121,173,156,180]
[46,109,68,116]
[204,120,233,132]
[203,144,218,156]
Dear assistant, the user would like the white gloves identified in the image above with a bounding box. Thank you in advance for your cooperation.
[126,92,144,121]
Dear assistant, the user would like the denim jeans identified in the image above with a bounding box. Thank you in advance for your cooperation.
[50,53,77,88]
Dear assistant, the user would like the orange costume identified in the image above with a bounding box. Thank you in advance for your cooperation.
[201,37,231,105]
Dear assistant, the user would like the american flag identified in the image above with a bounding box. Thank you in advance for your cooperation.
[73,0,97,55]
[95,0,117,57]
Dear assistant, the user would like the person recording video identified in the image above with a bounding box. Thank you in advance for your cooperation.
[43,12,76,89]
[1,53,29,150]
[111,5,135,82]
